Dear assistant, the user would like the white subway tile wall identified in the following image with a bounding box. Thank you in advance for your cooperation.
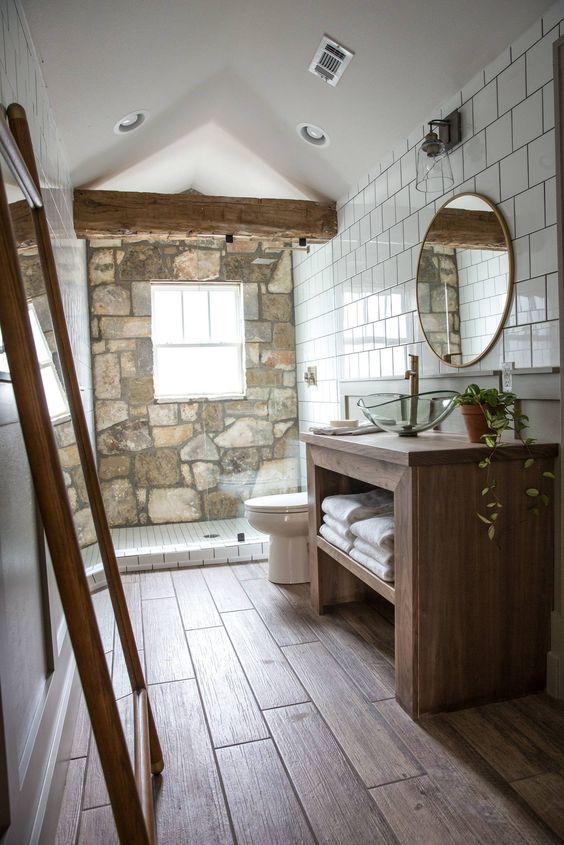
[293,0,563,481]
[0,2,91,430]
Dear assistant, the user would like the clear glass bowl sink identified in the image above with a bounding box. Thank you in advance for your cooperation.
[358,390,460,436]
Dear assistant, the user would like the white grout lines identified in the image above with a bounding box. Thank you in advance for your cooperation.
[85,518,269,588]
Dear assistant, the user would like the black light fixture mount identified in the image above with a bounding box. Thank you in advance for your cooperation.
[427,108,461,152]
[416,108,461,194]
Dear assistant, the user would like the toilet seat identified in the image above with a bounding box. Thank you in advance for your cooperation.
[245,491,308,514]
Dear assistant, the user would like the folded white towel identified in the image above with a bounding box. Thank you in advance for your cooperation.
[319,523,353,554]
[323,514,354,541]
[354,537,393,567]
[350,547,395,582]
[322,490,394,525]
[309,423,383,436]
[350,515,395,553]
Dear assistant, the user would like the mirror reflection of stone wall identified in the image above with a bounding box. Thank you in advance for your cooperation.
[418,245,461,363]
[417,194,511,366]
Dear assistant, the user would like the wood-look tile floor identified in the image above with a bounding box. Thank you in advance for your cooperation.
[56,564,564,844]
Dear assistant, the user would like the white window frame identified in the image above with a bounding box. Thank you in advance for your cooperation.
[151,280,246,402]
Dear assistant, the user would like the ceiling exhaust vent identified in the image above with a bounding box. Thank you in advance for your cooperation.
[308,35,354,87]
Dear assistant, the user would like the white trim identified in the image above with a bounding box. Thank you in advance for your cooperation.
[56,617,67,658]
[18,680,51,786]
[548,607,564,698]
[29,657,76,844]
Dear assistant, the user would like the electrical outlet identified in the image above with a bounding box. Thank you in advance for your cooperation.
[501,361,513,392]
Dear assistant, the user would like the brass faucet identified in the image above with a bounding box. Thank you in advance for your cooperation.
[404,354,419,396]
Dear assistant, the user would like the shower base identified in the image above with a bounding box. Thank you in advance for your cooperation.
[84,517,269,587]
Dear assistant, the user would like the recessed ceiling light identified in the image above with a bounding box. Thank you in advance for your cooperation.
[113,110,149,135]
[296,123,330,147]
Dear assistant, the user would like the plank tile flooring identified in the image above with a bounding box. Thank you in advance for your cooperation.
[57,564,564,844]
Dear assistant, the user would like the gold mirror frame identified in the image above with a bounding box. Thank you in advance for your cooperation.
[415,192,514,369]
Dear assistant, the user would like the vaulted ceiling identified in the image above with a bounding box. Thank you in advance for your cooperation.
[23,0,552,201]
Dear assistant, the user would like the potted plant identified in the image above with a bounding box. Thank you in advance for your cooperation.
[453,384,554,540]
[454,383,504,442]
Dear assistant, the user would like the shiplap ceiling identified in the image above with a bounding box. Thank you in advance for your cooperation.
[23,0,552,200]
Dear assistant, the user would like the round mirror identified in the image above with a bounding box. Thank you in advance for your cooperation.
[416,193,513,367]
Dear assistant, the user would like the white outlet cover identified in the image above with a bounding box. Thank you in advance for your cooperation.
[501,362,513,391]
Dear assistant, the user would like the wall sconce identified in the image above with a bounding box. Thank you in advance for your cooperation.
[415,109,461,194]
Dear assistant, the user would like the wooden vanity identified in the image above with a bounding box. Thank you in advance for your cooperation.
[303,431,558,719]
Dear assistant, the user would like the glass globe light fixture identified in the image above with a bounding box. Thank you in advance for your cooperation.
[415,110,461,195]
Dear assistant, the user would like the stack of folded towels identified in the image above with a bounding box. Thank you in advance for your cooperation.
[319,489,396,582]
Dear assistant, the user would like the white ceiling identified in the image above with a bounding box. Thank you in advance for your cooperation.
[23,0,552,201]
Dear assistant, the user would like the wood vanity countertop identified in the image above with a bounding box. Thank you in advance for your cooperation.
[301,430,559,467]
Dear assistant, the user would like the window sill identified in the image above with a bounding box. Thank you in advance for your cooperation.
[53,412,72,425]
[155,394,247,404]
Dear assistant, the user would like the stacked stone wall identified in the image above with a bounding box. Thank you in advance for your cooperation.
[88,237,299,525]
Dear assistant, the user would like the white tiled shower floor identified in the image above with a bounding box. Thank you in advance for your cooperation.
[83,518,269,586]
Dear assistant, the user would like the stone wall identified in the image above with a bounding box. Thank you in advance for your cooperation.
[417,245,461,362]
[88,237,299,526]
[21,247,96,548]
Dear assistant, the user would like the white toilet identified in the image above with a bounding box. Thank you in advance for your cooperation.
[244,491,310,584]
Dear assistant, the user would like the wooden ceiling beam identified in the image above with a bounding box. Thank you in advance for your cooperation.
[425,208,507,251]
[73,189,337,241]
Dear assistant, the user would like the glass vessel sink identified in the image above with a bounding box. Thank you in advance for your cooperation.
[358,390,459,436]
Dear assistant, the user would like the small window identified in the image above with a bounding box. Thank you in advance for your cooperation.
[0,305,69,421]
[151,282,246,400]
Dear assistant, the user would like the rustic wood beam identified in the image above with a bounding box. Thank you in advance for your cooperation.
[73,189,337,241]
[425,208,507,251]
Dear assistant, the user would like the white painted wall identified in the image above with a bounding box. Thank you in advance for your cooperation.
[294,0,564,696]
[0,1,90,840]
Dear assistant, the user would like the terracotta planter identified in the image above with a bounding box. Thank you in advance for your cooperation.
[459,404,494,443]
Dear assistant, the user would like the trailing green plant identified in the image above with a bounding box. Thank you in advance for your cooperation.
[453,384,554,541]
